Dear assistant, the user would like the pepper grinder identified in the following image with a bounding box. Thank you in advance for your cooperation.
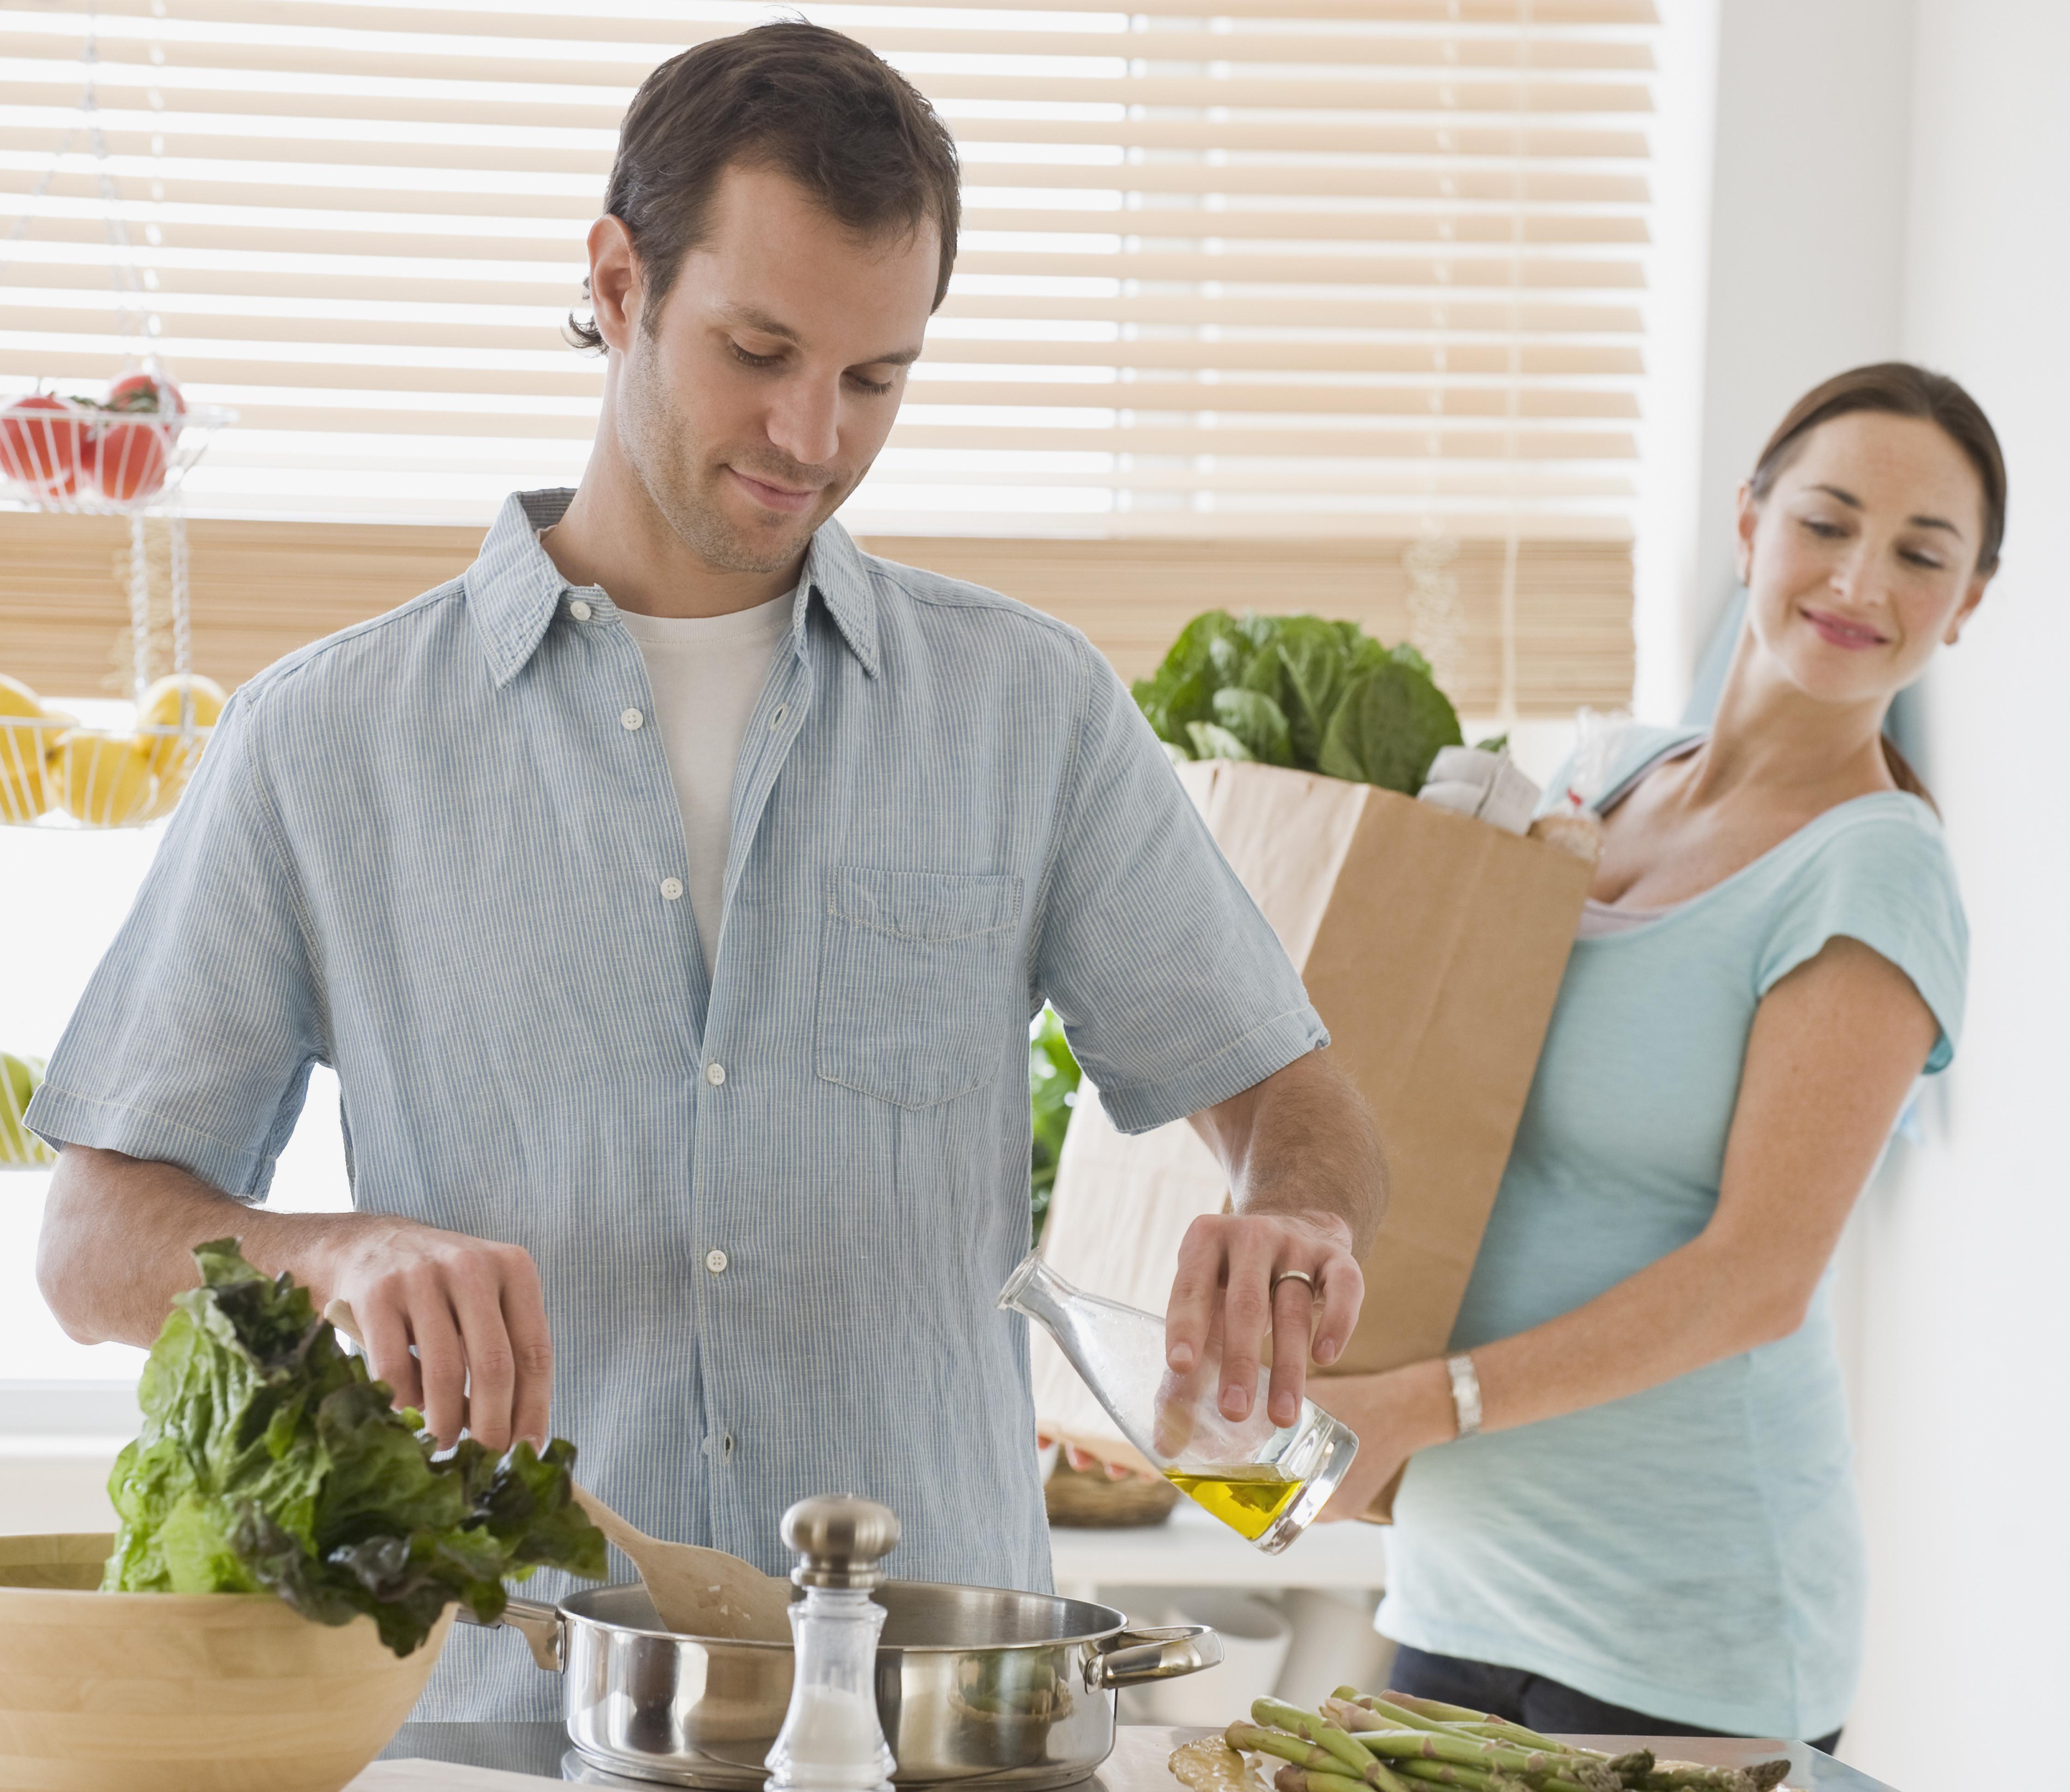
[764,1494,901,1792]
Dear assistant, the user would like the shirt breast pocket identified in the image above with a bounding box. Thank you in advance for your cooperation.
[815,867,1024,1109]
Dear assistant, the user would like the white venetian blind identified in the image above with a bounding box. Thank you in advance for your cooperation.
[2,0,1654,546]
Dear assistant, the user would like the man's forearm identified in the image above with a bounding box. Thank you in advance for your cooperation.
[1191,1047,1386,1256]
[38,1144,388,1348]
[40,1143,555,1452]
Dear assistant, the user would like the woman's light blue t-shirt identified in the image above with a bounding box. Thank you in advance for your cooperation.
[1377,725,1968,1740]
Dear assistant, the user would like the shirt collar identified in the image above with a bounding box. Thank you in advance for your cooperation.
[468,488,881,689]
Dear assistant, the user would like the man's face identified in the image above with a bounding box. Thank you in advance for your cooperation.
[609,163,939,575]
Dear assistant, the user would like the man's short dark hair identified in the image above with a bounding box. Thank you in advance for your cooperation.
[569,22,961,349]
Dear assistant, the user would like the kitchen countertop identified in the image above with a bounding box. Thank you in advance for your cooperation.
[360,1723,1904,1791]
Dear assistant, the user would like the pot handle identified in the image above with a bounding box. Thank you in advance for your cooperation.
[458,1592,566,1673]
[1089,1623,1223,1690]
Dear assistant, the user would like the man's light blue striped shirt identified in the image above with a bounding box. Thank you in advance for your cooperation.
[29,489,1325,1716]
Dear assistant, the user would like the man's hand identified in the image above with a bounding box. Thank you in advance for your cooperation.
[1164,1211,1364,1429]
[39,1144,552,1453]
[1177,1048,1386,1428]
[320,1219,552,1453]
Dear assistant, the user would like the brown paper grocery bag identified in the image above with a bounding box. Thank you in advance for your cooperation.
[1031,759,1590,1516]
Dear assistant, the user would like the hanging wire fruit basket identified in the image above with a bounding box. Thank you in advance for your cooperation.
[1,9,235,831]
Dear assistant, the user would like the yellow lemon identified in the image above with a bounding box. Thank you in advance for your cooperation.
[53,728,156,826]
[0,673,42,720]
[0,736,53,822]
[135,672,226,780]
[0,678,59,823]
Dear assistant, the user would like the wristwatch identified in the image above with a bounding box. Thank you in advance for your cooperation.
[1445,1352,1483,1440]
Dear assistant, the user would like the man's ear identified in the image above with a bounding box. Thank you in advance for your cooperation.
[587,216,642,355]
[1733,480,1759,588]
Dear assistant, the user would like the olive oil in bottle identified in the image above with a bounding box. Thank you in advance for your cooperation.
[1163,1468,1307,1541]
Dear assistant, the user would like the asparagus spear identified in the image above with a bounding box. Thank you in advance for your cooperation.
[1351,1722,1576,1780]
[1324,1696,1455,1738]
[1378,1692,1492,1725]
[1394,1757,1593,1792]
[1275,1763,1389,1792]
[1253,1699,1403,1784]
[1226,1722,1416,1792]
[1640,1763,1791,1792]
[1373,1694,1610,1763]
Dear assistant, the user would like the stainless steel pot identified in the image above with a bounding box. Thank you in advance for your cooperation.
[486,1580,1220,1790]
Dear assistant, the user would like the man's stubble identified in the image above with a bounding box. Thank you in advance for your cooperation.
[617,326,851,578]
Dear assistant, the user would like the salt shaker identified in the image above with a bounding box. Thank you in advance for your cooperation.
[764,1494,901,1792]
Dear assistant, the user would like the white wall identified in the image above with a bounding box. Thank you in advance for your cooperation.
[1675,0,1916,702]
[1842,0,2070,1775]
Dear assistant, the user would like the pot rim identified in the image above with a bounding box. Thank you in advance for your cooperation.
[557,1579,1135,1655]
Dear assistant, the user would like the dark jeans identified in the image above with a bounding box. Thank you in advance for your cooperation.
[1387,1644,1843,1757]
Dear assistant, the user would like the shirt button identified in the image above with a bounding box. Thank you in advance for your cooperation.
[661,877,684,902]
[705,1061,726,1087]
[569,600,593,622]
[705,1248,729,1275]
[620,707,644,731]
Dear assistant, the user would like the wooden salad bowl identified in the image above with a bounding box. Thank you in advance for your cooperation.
[0,1532,453,1792]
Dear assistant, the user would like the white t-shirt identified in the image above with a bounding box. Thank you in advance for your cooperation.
[615,592,794,976]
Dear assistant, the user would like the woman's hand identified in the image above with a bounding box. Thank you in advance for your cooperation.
[1314,1360,1457,1520]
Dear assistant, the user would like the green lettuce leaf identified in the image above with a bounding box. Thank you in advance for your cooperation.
[103,1239,606,1656]
[1185,720,1256,762]
[1315,660,1464,794]
[1210,688,1293,766]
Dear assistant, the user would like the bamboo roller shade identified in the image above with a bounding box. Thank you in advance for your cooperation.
[5,0,1657,535]
[0,511,1632,717]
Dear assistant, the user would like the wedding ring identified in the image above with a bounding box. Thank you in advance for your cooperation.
[1269,1269,1317,1299]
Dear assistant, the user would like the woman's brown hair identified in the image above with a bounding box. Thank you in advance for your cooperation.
[1747,362,2008,809]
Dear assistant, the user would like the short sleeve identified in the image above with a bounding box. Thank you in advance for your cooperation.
[25,686,325,1197]
[1755,803,1969,1074]
[1032,639,1326,1133]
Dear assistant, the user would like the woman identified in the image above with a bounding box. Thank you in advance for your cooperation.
[1316,364,2003,1750]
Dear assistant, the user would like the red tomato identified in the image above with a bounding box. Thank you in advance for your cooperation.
[92,420,170,501]
[93,371,183,502]
[0,395,87,498]
[106,370,184,416]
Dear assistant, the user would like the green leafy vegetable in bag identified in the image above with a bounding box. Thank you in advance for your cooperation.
[102,1238,606,1656]
[1317,660,1464,792]
[1029,1008,1082,1242]
[1211,688,1294,766]
[1132,610,1462,793]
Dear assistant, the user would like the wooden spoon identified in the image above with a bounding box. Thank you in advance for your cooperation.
[323,1298,794,1642]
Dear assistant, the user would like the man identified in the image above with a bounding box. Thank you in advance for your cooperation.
[31,24,1384,1716]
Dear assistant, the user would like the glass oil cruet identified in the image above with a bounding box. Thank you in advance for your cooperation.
[765,1494,900,1792]
[999,1251,1359,1553]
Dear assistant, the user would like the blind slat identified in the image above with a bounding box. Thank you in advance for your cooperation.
[0,130,1654,201]
[3,15,1659,73]
[4,264,1644,335]
[6,52,1652,118]
[6,177,1654,248]
[2,85,1652,158]
[0,348,1639,421]
[0,309,1645,377]
[3,215,1646,291]
[52,0,1664,32]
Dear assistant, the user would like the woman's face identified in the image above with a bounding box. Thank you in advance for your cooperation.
[1736,409,1993,707]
